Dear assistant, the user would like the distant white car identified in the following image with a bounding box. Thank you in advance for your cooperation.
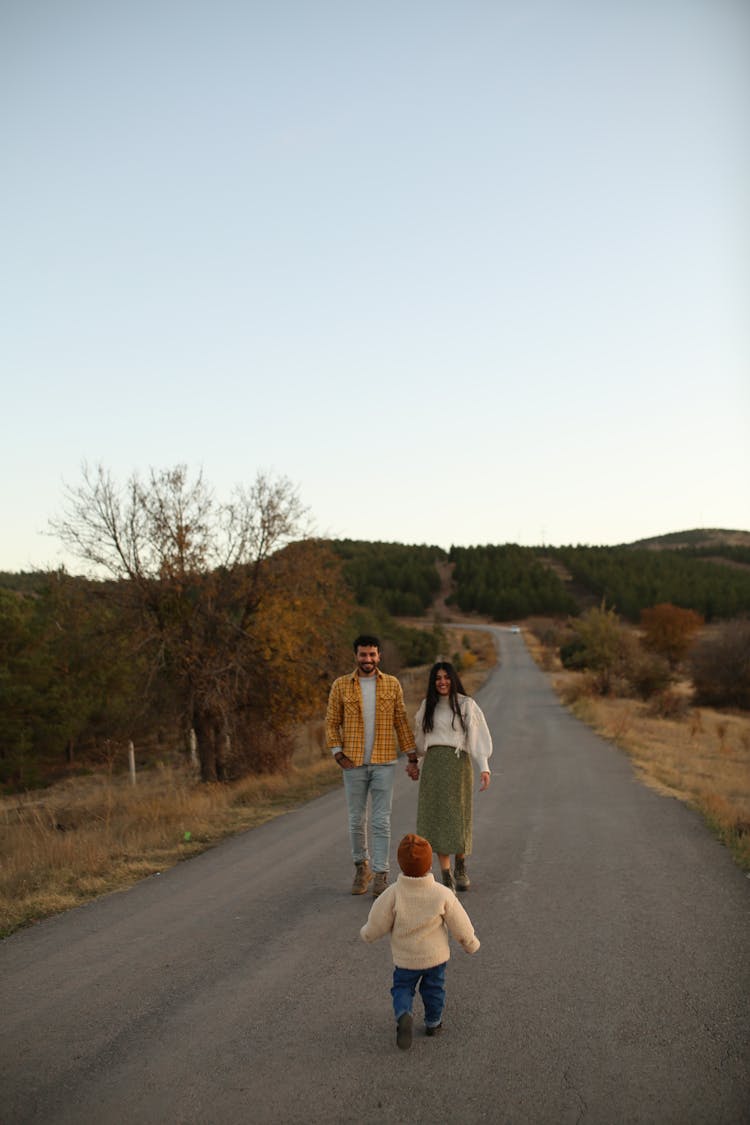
[510,626,520,634]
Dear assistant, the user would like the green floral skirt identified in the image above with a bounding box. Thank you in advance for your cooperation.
[416,745,473,856]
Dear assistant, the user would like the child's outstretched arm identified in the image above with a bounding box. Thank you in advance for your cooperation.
[360,885,396,944]
[444,895,480,954]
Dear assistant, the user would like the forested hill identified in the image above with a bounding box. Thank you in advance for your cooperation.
[627,528,750,551]
[3,530,749,625]
[328,530,750,624]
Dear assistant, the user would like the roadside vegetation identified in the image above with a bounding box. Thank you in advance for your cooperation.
[0,759,342,937]
[0,627,495,937]
[525,609,750,872]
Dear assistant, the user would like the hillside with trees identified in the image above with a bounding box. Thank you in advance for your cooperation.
[1,467,357,790]
[447,544,579,619]
[546,544,750,621]
[327,531,750,625]
[628,528,750,551]
[2,515,749,794]
[329,539,445,616]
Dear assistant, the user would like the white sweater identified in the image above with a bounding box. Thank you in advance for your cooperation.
[413,695,493,774]
[360,872,480,969]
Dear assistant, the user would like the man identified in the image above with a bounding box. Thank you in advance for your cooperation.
[326,634,418,897]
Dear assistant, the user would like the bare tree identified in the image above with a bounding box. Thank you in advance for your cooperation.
[51,464,329,781]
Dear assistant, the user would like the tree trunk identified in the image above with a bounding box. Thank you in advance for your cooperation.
[193,708,221,782]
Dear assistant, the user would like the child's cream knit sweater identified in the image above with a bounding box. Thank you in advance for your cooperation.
[360,872,480,969]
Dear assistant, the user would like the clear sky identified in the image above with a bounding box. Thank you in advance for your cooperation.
[3,0,749,573]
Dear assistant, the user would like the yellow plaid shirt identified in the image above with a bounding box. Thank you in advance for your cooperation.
[325,669,416,766]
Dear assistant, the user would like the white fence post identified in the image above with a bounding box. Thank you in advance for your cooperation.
[188,728,200,769]
[128,740,136,785]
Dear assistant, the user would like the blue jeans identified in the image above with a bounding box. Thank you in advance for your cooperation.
[342,762,396,873]
[391,963,447,1028]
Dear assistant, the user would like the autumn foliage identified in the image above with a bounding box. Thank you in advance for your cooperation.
[640,603,704,668]
[49,465,352,782]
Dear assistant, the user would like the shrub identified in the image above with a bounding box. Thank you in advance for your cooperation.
[689,620,750,710]
[626,650,673,701]
[558,674,597,705]
[529,620,568,649]
[647,689,690,720]
[390,623,444,667]
[560,637,586,669]
[565,603,636,695]
[640,603,704,667]
[229,727,296,777]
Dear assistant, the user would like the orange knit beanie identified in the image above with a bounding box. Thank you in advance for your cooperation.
[397,833,433,877]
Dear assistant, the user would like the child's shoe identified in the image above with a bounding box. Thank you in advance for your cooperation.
[396,1012,413,1050]
[425,1023,443,1037]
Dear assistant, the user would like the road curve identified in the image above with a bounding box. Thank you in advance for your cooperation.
[1,627,748,1124]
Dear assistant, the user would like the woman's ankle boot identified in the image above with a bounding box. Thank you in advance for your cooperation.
[454,857,470,891]
[441,868,456,892]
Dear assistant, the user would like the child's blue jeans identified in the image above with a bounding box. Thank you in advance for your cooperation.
[391,962,446,1029]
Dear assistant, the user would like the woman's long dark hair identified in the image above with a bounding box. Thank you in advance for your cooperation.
[421,661,468,734]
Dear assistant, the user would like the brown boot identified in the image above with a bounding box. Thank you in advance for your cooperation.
[351,860,373,894]
[372,871,388,897]
[454,857,470,892]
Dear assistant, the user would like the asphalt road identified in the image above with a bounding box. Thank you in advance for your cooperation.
[2,627,749,1125]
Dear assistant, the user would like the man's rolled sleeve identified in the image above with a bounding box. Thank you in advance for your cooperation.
[325,679,345,751]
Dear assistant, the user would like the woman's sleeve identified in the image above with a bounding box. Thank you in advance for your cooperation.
[467,699,493,773]
[413,699,427,756]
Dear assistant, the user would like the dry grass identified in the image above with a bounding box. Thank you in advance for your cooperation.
[0,759,343,937]
[0,626,498,938]
[524,629,750,872]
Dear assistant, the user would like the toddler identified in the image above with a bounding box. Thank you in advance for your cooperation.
[360,833,480,1049]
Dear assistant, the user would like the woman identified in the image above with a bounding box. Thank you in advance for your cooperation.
[411,662,492,892]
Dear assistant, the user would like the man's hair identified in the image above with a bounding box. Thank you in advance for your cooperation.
[353,633,381,652]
